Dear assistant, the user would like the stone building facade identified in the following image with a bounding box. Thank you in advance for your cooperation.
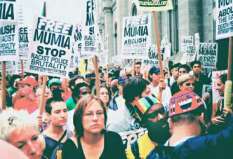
[97,0,230,69]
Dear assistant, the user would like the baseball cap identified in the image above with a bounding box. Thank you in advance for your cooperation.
[149,66,160,75]
[48,78,61,88]
[169,90,204,117]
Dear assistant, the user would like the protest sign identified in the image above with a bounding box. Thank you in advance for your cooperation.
[81,0,98,57]
[137,0,173,12]
[0,21,18,61]
[198,43,218,69]
[122,14,152,58]
[28,17,74,77]
[180,36,195,63]
[18,26,29,59]
[216,0,233,40]
[143,45,160,67]
[0,0,17,21]
[119,128,147,148]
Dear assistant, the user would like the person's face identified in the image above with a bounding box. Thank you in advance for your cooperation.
[8,126,44,159]
[171,67,179,79]
[99,87,109,106]
[50,85,62,92]
[18,84,33,97]
[79,86,91,97]
[134,64,141,74]
[82,100,105,135]
[216,78,225,96]
[50,102,68,127]
[151,73,160,83]
[178,68,187,76]
[192,64,201,74]
[180,79,195,91]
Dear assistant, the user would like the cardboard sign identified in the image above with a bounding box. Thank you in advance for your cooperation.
[216,0,233,39]
[18,26,29,59]
[180,36,195,63]
[0,21,18,61]
[137,0,173,12]
[28,17,74,77]
[198,43,218,69]
[122,14,152,58]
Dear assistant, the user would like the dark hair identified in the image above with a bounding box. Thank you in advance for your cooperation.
[190,60,202,68]
[123,77,148,103]
[45,97,64,114]
[99,84,112,106]
[148,66,160,81]
[219,73,227,84]
[73,95,107,137]
[135,61,142,65]
[178,64,191,73]
[69,75,84,90]
[72,82,90,98]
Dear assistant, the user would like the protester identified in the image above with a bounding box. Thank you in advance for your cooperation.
[99,84,111,107]
[168,63,181,87]
[0,109,45,159]
[133,61,143,77]
[190,60,211,96]
[177,74,195,92]
[43,97,69,159]
[62,95,126,159]
[47,78,64,100]
[125,95,170,159]
[148,66,171,111]
[13,76,39,114]
[147,90,233,159]
[178,64,191,76]
[66,81,91,111]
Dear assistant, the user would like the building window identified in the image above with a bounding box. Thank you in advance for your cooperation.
[132,4,137,16]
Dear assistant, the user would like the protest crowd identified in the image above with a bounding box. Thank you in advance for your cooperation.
[1,0,233,159]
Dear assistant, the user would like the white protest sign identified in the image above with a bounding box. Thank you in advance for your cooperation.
[0,0,17,22]
[122,14,152,58]
[119,128,147,147]
[0,21,19,61]
[81,0,98,57]
[180,36,195,63]
[216,0,233,40]
[198,43,218,69]
[143,45,160,67]
[28,17,74,77]
[18,26,29,59]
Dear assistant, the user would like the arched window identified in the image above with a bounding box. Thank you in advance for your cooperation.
[132,4,137,16]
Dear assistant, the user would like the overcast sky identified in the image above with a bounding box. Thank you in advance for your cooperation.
[21,0,85,26]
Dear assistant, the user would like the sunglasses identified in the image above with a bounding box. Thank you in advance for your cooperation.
[185,82,195,86]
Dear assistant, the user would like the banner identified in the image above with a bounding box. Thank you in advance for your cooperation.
[137,0,173,12]
[28,17,74,77]
[216,0,233,39]
[0,22,18,61]
[122,14,152,58]
[119,128,147,148]
[19,26,29,59]
[198,43,218,69]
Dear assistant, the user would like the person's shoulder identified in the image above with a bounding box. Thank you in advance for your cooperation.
[105,130,121,138]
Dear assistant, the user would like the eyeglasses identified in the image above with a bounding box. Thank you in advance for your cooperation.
[185,82,195,86]
[84,111,104,118]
